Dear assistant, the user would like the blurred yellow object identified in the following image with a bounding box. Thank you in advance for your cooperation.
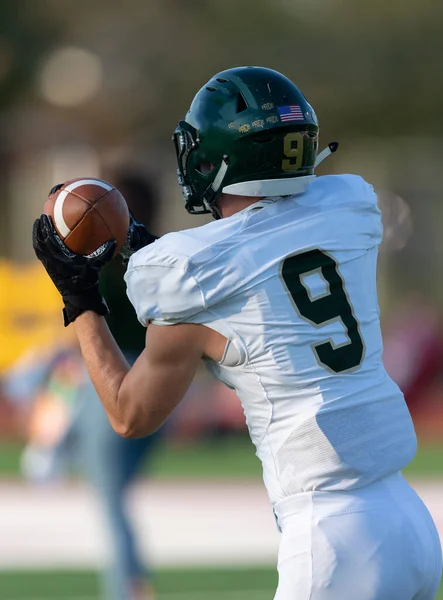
[0,260,73,371]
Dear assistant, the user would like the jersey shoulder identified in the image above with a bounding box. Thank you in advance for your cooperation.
[301,173,382,247]
[306,174,378,210]
[124,219,241,325]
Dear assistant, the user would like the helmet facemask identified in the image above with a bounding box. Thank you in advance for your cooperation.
[173,120,229,218]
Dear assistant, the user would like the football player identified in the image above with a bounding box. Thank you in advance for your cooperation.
[33,67,442,600]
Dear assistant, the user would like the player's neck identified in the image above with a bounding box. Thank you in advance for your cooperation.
[216,193,265,218]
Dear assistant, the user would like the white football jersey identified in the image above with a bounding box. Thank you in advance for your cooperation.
[125,174,417,505]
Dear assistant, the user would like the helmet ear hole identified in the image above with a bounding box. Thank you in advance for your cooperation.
[236,92,248,113]
[197,162,215,175]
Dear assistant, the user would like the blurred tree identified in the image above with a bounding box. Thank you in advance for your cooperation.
[1,0,442,143]
[1,0,443,301]
[0,3,62,109]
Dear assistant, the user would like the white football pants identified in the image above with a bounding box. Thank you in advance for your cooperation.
[273,472,442,600]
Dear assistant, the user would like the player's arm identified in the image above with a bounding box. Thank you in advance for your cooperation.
[32,211,224,437]
[74,312,210,437]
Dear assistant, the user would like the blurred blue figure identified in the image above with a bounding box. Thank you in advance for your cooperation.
[8,341,161,600]
[8,170,163,600]
[75,376,161,600]
[78,169,163,600]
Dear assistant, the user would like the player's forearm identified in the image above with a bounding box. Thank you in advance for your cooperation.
[74,311,132,435]
[74,313,209,439]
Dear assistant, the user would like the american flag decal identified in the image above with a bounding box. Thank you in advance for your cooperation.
[277,105,304,122]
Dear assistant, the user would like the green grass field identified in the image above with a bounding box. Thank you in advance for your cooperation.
[0,435,442,480]
[0,437,441,598]
[150,436,443,480]
[0,568,277,599]
[0,567,441,600]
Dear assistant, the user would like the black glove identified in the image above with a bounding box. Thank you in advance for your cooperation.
[33,214,115,326]
[120,211,158,263]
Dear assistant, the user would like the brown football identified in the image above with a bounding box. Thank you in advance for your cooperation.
[44,178,130,255]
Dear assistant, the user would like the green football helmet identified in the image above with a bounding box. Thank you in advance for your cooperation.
[173,66,337,217]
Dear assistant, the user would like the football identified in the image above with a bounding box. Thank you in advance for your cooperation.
[44,178,130,256]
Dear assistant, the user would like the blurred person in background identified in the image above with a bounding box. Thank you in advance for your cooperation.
[383,292,443,432]
[9,170,162,600]
[74,169,163,600]
[33,67,442,600]
[377,194,443,434]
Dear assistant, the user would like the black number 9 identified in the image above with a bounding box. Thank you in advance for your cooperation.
[280,249,365,373]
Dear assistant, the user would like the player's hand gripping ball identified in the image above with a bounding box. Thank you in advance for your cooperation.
[34,177,130,326]
[44,178,130,256]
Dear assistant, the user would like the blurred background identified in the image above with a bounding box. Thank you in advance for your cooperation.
[0,0,442,598]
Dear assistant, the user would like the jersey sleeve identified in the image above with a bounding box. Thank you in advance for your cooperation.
[124,236,205,326]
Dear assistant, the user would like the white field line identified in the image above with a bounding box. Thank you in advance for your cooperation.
[0,480,440,568]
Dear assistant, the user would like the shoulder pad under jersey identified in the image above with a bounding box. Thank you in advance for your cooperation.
[124,233,205,326]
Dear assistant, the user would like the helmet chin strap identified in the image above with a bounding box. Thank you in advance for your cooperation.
[314,141,339,167]
[202,156,230,217]
[211,156,229,192]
